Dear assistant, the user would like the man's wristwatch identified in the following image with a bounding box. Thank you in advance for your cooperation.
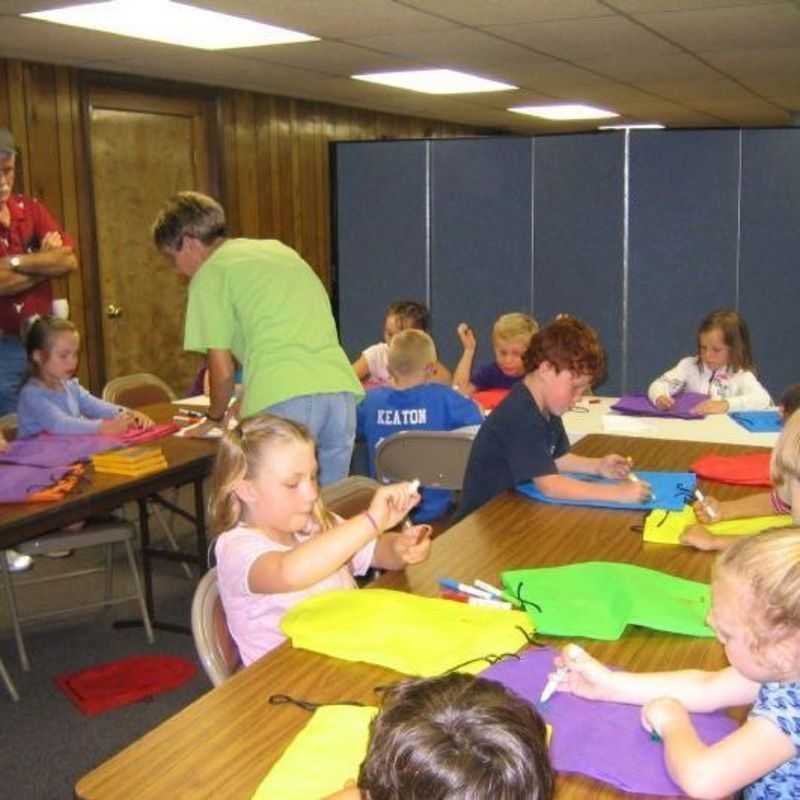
[8,256,21,271]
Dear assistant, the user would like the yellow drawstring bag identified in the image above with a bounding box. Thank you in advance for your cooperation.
[643,505,791,545]
[251,705,376,800]
[281,588,534,676]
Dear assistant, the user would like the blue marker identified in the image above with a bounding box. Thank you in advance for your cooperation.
[439,579,493,600]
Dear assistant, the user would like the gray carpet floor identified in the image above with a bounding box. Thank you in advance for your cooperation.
[0,528,212,800]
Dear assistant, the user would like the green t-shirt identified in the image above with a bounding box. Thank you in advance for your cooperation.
[184,239,363,416]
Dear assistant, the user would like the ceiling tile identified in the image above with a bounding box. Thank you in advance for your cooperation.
[633,3,800,51]
[399,0,612,26]
[576,52,723,83]
[482,15,683,60]
[238,41,415,75]
[188,0,458,39]
[605,0,778,11]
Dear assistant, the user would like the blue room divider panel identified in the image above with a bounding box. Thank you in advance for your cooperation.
[533,133,626,393]
[627,130,740,394]
[335,141,430,360]
[429,137,534,373]
[739,129,800,399]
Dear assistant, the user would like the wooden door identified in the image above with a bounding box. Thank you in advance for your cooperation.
[87,88,212,395]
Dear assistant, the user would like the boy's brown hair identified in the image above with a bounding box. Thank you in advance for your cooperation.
[523,317,605,381]
[388,329,437,378]
[359,673,554,800]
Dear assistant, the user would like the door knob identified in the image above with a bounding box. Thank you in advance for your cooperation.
[106,304,123,318]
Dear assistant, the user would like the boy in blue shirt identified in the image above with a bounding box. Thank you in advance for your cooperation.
[357,329,483,522]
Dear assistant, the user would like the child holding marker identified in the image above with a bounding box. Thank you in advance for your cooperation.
[351,300,451,386]
[648,309,771,415]
[453,312,538,395]
[456,317,651,521]
[552,528,800,800]
[682,409,800,552]
[210,413,431,666]
[324,673,554,800]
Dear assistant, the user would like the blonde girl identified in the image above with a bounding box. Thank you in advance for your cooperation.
[683,408,800,552]
[210,413,431,666]
[554,528,800,799]
[648,309,771,415]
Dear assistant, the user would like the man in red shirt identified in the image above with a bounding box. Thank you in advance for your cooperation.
[1,128,78,572]
[0,128,78,416]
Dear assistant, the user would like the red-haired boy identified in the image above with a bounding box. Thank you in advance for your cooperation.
[457,317,651,520]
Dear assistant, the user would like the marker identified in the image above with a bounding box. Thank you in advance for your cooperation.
[473,579,523,609]
[627,458,655,500]
[539,666,568,705]
[439,579,493,600]
[694,489,718,521]
[408,479,420,494]
[178,409,204,419]
[440,590,512,610]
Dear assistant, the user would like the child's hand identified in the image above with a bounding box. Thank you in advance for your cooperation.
[680,524,728,552]
[41,231,64,251]
[392,524,432,565]
[125,410,155,430]
[553,644,616,701]
[692,495,722,524]
[598,454,631,479]
[692,399,729,415]
[456,322,476,351]
[615,479,653,504]
[368,482,421,532]
[654,395,674,410]
[100,415,132,436]
[642,697,689,739]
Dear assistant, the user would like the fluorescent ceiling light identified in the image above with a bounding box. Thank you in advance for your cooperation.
[23,0,318,50]
[510,104,619,121]
[598,123,665,130]
[352,69,517,95]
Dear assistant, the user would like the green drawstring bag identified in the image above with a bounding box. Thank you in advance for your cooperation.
[251,705,376,800]
[502,562,713,640]
[643,505,792,545]
[281,588,534,676]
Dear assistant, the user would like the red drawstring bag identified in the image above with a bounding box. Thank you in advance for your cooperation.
[472,389,510,412]
[54,655,197,716]
[690,452,771,487]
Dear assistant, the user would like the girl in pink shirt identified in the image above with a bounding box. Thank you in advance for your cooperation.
[210,413,432,666]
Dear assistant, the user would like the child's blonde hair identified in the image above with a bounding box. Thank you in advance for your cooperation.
[715,527,800,651]
[493,313,538,344]
[388,329,436,378]
[209,413,334,536]
[770,408,800,487]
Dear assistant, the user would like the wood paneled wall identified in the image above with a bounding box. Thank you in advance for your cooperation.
[0,57,484,391]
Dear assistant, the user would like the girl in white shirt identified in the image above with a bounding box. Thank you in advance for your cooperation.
[648,309,771,415]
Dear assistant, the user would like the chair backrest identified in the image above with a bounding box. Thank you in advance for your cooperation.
[321,475,380,519]
[191,567,241,687]
[102,373,177,407]
[0,413,18,442]
[375,430,475,491]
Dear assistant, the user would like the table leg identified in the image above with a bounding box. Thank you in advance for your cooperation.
[114,481,207,636]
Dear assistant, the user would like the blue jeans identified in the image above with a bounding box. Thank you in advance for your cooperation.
[0,335,26,416]
[264,392,357,486]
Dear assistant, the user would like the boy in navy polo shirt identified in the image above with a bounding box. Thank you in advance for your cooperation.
[357,329,483,522]
[456,317,652,521]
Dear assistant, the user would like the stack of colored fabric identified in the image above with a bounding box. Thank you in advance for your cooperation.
[91,445,167,476]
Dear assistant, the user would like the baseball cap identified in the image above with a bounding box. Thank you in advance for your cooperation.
[0,129,17,155]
